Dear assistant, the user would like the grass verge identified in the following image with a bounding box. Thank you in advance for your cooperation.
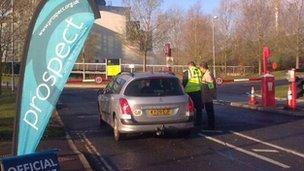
[0,89,65,141]
[1,75,20,84]
[256,84,288,99]
[275,85,288,99]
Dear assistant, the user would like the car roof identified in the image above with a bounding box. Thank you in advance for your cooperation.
[119,72,176,80]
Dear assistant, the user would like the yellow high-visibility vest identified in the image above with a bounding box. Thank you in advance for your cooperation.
[185,66,202,93]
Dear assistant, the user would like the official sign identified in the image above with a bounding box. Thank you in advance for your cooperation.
[272,62,278,70]
[1,150,60,171]
[106,59,121,76]
[15,0,100,155]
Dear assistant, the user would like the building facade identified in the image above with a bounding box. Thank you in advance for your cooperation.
[83,3,157,64]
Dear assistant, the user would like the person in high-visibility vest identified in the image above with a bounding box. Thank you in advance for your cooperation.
[182,61,203,126]
[200,62,217,130]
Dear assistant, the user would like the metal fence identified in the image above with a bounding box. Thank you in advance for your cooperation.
[71,62,255,81]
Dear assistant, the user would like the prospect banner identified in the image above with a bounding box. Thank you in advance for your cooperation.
[15,0,100,155]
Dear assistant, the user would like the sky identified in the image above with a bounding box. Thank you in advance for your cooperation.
[108,0,221,14]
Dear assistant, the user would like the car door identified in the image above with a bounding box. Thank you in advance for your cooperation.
[108,77,126,125]
[101,79,115,124]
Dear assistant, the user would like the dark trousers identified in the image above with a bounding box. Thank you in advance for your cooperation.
[188,91,203,126]
[204,102,215,128]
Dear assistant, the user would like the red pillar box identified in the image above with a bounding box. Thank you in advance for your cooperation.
[261,74,276,107]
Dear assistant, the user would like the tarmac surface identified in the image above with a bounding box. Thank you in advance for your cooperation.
[57,85,304,171]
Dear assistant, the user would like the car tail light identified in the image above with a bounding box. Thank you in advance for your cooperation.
[119,98,133,115]
[187,97,194,113]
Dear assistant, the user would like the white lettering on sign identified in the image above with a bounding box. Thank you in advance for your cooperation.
[23,17,84,131]
[7,158,58,171]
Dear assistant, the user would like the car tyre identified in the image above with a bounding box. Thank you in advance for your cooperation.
[114,117,124,141]
[98,102,106,128]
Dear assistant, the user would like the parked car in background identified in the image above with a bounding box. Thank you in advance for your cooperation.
[97,72,194,141]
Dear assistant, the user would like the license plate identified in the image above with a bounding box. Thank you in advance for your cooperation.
[148,109,172,116]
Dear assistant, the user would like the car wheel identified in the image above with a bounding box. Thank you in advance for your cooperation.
[113,117,123,141]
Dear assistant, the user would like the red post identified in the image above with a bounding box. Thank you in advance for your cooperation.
[164,43,173,72]
[291,80,297,110]
[261,47,276,107]
[263,47,270,74]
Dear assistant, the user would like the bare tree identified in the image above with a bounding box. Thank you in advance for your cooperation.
[216,0,237,74]
[183,3,212,63]
[122,0,162,71]
[0,0,41,94]
[0,0,13,95]
[235,0,273,74]
[153,8,184,64]
[292,0,304,69]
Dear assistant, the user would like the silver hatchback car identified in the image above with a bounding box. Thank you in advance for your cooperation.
[97,72,194,141]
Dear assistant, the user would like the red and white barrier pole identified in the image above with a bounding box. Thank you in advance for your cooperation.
[221,77,261,84]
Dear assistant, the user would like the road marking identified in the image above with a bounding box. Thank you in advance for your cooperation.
[252,149,279,153]
[201,130,223,133]
[71,130,100,134]
[198,133,290,169]
[81,133,114,171]
[231,131,304,159]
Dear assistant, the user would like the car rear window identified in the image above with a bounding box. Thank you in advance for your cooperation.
[124,77,184,97]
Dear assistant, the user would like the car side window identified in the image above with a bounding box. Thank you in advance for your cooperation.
[106,79,115,90]
[112,78,126,94]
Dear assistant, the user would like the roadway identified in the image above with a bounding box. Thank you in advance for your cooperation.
[58,84,304,171]
[217,79,288,102]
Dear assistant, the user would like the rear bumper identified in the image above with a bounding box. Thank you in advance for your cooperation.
[118,120,194,133]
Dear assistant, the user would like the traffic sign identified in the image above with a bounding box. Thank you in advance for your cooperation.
[272,62,278,70]
[95,76,103,84]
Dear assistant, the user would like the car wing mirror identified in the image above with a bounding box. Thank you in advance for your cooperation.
[105,89,113,94]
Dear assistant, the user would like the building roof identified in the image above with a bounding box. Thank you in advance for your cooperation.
[99,6,129,15]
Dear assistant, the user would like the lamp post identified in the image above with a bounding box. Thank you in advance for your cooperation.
[212,16,218,78]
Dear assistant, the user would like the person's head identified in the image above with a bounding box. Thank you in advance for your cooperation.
[187,61,196,68]
[142,80,150,87]
[200,62,209,72]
